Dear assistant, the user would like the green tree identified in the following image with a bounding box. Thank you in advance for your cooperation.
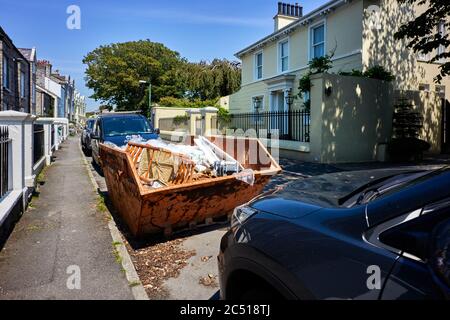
[83,40,185,112]
[182,59,241,100]
[394,0,450,82]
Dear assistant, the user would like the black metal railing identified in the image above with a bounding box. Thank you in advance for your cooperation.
[229,110,310,142]
[33,124,45,164]
[1,126,11,199]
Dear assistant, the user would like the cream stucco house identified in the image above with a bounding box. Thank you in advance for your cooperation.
[229,0,449,114]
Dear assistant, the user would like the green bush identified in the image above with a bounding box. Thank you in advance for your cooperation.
[173,114,189,125]
[217,107,231,124]
[363,66,395,81]
[338,66,394,82]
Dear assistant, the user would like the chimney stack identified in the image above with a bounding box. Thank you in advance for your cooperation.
[274,2,303,31]
[277,2,303,18]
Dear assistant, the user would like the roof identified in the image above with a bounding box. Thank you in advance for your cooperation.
[235,0,347,58]
[18,48,36,62]
[0,26,30,63]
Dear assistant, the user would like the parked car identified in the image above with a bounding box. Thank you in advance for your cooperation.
[90,113,160,167]
[81,118,96,154]
[218,167,450,300]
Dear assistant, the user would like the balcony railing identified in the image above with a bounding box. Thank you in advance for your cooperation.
[0,126,11,199]
[228,110,311,142]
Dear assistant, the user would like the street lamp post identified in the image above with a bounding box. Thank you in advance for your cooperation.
[285,91,294,140]
[253,97,262,138]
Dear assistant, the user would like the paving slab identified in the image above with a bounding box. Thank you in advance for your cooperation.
[0,137,134,300]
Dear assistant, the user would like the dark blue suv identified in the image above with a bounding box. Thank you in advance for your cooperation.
[91,113,159,166]
[219,167,450,300]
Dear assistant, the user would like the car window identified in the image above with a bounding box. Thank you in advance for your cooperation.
[87,120,95,130]
[102,117,153,137]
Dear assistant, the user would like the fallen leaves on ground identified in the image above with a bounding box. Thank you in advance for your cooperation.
[199,273,218,288]
[201,255,213,262]
[126,238,195,299]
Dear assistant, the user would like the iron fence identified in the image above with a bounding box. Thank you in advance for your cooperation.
[33,124,45,164]
[0,126,11,199]
[228,110,310,142]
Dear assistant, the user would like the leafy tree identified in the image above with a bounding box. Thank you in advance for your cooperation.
[84,41,241,112]
[394,0,450,82]
[182,59,241,100]
[83,40,185,113]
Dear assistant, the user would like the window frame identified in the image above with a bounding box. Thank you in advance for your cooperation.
[278,38,290,73]
[20,70,26,98]
[309,21,326,61]
[254,51,263,80]
[435,85,446,98]
[2,55,10,90]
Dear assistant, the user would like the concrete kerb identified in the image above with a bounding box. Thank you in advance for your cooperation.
[78,142,149,300]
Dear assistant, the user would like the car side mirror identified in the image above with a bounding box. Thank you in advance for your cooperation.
[154,128,160,135]
[90,132,100,140]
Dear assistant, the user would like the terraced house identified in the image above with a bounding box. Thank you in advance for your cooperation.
[0,27,31,113]
[229,0,449,163]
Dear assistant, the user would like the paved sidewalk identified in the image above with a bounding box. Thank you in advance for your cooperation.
[0,137,134,300]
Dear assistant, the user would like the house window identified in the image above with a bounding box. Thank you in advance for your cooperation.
[279,40,289,72]
[436,85,446,98]
[20,71,26,98]
[2,56,10,89]
[419,83,430,92]
[311,24,325,59]
[255,52,263,80]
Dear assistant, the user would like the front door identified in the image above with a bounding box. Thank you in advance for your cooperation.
[270,91,289,138]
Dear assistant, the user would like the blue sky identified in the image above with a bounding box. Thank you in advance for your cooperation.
[0,0,328,111]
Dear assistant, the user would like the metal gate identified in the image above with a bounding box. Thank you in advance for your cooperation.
[442,99,450,154]
[195,117,203,136]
